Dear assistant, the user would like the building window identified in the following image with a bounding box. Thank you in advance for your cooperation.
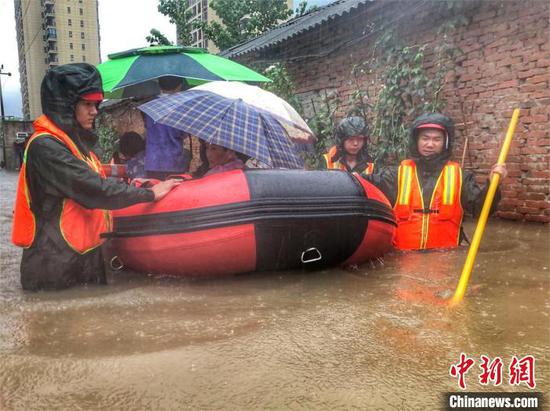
[67,6,71,13]
[81,43,85,50]
[70,54,74,62]
[82,55,86,62]
[81,32,85,39]
[68,19,72,26]
[80,20,84,27]
[69,42,73,49]
[69,31,73,38]
[79,8,83,15]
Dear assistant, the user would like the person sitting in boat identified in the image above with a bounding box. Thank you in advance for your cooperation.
[144,76,192,180]
[364,112,507,251]
[320,116,374,174]
[11,63,179,291]
[118,131,146,179]
[202,142,246,176]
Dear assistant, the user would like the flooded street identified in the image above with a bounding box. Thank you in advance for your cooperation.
[0,169,548,409]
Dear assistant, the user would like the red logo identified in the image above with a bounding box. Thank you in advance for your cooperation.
[509,355,536,389]
[449,353,475,389]
[450,354,536,390]
[479,355,503,386]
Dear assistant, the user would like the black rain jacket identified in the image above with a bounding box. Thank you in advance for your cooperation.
[364,113,500,241]
[20,64,154,291]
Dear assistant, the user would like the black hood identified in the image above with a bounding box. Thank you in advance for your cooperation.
[333,116,372,163]
[40,63,103,144]
[409,112,454,168]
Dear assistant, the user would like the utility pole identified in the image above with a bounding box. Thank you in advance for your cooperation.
[0,64,12,168]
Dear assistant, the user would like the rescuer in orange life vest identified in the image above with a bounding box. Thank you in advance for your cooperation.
[364,112,507,250]
[320,116,375,174]
[12,63,179,291]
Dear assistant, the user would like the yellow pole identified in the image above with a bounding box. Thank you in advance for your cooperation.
[450,108,520,307]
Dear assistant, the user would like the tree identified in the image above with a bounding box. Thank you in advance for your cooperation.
[146,28,173,46]
[295,1,319,17]
[157,0,194,46]
[196,0,292,51]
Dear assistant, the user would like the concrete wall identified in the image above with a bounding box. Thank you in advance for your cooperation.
[1,120,34,171]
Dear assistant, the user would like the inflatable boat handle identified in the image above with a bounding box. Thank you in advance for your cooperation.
[109,255,125,271]
[301,247,322,264]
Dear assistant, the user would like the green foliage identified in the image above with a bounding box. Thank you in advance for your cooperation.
[295,1,319,16]
[146,28,173,46]
[157,0,194,45]
[349,16,464,164]
[304,91,340,169]
[260,63,337,169]
[196,0,292,50]
[295,1,308,16]
[95,114,118,163]
[262,63,303,115]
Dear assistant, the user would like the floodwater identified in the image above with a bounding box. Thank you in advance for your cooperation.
[0,169,548,410]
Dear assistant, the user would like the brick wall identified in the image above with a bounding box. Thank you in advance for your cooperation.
[235,0,549,222]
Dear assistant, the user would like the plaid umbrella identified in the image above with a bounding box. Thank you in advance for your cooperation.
[139,89,304,169]
[97,45,270,99]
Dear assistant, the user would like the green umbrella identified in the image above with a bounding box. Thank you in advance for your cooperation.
[97,45,270,99]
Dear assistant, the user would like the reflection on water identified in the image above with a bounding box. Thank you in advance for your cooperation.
[0,170,548,409]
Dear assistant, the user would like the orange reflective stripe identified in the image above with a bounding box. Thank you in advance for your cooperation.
[398,165,412,205]
[443,165,456,205]
[365,162,374,175]
[324,146,346,170]
[324,146,374,174]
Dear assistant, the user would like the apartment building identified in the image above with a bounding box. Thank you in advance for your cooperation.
[15,0,101,120]
[186,0,218,53]
[186,0,294,54]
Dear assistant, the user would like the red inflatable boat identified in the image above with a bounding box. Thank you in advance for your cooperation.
[103,169,396,277]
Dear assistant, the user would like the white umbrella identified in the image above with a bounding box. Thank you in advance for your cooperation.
[191,81,315,143]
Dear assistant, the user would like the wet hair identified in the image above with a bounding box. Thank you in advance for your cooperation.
[158,76,184,92]
[118,131,145,157]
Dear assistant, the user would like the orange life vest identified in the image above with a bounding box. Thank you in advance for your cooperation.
[12,115,112,254]
[323,146,374,174]
[393,159,463,250]
[103,163,127,178]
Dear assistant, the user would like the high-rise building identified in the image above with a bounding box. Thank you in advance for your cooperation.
[14,0,101,120]
[186,0,219,53]
[186,0,294,54]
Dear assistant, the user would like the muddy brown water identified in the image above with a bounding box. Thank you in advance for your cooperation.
[0,170,548,410]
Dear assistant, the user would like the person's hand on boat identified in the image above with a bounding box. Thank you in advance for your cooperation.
[130,177,150,187]
[489,163,508,181]
[151,179,181,201]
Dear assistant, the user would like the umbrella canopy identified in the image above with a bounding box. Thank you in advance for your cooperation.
[191,81,314,143]
[97,45,271,99]
[139,85,306,169]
